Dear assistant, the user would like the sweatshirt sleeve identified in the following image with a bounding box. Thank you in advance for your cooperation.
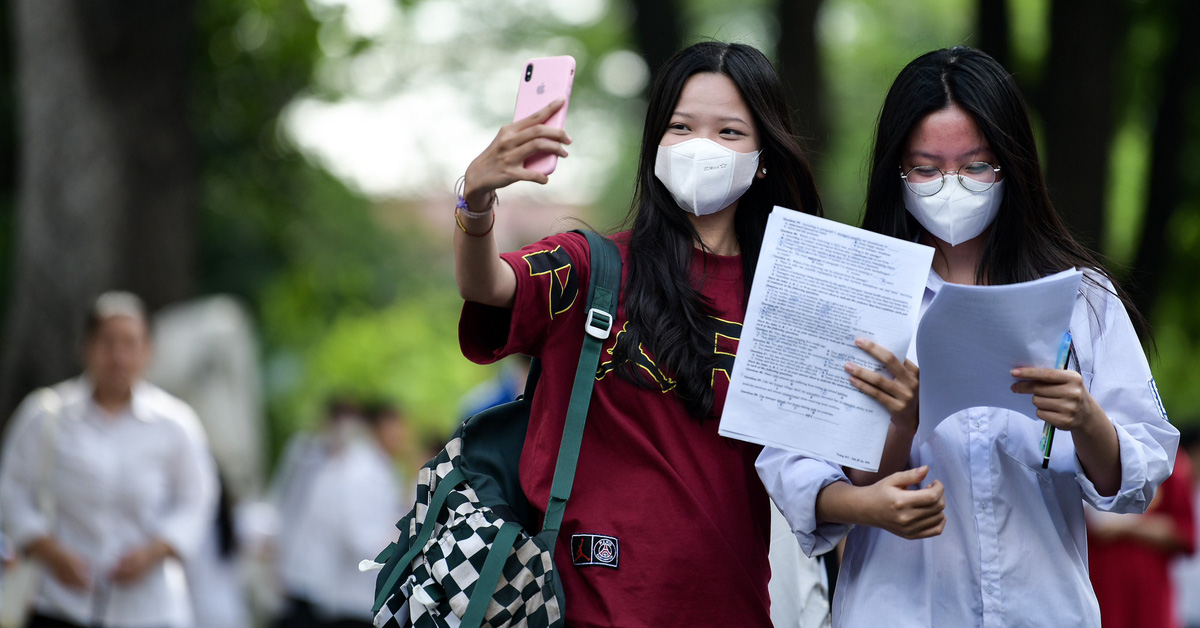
[756,446,852,557]
[1073,275,1178,513]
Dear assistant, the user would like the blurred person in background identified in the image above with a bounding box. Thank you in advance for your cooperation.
[1087,432,1195,628]
[456,354,532,421]
[268,398,402,628]
[184,471,251,628]
[362,401,415,509]
[1171,426,1200,628]
[0,291,217,628]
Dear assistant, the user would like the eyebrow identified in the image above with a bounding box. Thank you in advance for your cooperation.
[672,111,751,125]
[908,146,994,161]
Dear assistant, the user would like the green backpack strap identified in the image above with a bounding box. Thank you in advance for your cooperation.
[461,521,523,628]
[537,230,621,552]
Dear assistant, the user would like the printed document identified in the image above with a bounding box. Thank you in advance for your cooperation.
[914,268,1082,443]
[719,208,933,472]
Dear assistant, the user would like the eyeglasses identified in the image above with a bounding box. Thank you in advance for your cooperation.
[899,162,1001,196]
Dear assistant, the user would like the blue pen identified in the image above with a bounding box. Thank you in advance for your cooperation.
[1040,331,1073,468]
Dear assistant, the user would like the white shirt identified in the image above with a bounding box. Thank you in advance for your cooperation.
[757,270,1179,628]
[769,500,831,628]
[276,427,402,620]
[184,512,250,628]
[0,378,217,628]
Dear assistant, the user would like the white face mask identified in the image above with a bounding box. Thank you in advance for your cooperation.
[654,138,761,216]
[903,177,1004,246]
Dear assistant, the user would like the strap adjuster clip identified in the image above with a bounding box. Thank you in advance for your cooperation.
[584,308,613,340]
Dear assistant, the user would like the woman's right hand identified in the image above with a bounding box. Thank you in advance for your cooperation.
[462,99,572,210]
[818,466,945,540]
[858,466,946,539]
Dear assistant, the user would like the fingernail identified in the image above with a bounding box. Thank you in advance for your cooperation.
[1010,369,1020,376]
[854,338,864,347]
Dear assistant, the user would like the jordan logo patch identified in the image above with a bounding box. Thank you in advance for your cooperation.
[571,533,619,569]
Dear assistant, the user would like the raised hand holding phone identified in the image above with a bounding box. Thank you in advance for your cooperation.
[461,57,575,211]
[512,55,575,175]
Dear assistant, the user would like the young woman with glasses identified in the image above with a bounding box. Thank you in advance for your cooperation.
[758,46,1178,627]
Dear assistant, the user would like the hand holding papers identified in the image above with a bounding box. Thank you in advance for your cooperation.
[719,208,933,472]
[914,268,1083,444]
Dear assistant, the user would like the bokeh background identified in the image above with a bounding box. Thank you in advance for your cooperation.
[0,0,1197,477]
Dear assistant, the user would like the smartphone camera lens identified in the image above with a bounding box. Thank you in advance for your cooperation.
[525,64,533,82]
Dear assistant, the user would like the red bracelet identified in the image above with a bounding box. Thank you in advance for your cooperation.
[455,207,495,237]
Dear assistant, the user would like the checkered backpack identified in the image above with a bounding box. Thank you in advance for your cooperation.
[369,230,620,628]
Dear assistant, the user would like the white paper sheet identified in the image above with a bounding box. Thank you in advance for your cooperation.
[719,208,934,472]
[914,268,1083,443]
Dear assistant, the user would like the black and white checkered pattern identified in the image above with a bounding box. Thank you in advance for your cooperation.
[373,435,563,628]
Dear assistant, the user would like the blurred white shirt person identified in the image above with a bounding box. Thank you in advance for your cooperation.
[0,292,217,628]
[271,400,403,628]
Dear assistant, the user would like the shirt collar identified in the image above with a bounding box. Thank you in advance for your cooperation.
[925,267,946,297]
[76,374,155,422]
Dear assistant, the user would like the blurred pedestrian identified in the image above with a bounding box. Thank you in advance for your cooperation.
[269,398,402,628]
[1087,442,1195,628]
[456,354,531,421]
[184,470,251,628]
[0,291,217,628]
[1172,426,1200,628]
[362,401,415,508]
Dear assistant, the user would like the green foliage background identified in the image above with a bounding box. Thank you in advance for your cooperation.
[188,0,1199,468]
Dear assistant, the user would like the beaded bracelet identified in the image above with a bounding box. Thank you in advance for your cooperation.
[454,175,497,218]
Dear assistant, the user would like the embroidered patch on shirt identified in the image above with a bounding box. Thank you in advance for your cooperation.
[1148,378,1168,421]
[571,533,619,569]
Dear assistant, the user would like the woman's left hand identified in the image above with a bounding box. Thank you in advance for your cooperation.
[1010,367,1103,432]
[846,338,919,433]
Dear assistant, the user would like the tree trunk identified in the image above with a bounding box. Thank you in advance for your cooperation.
[975,0,1011,71]
[1036,1,1128,253]
[0,0,198,425]
[775,0,828,166]
[628,0,685,81]
[1036,0,1125,253]
[1129,0,1200,316]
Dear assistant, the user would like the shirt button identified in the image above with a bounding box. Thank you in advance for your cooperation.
[986,585,994,595]
[974,420,982,429]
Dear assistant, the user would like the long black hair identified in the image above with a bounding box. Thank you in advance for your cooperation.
[861,46,1146,335]
[615,41,822,420]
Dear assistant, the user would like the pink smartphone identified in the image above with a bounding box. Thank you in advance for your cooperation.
[513,55,575,175]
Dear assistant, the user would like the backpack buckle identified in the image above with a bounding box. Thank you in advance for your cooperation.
[584,308,613,340]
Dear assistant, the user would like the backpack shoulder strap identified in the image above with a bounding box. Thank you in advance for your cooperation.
[537,230,620,551]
